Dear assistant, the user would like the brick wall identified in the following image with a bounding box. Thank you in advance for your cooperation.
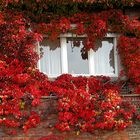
[2,124,140,140]
[1,95,140,140]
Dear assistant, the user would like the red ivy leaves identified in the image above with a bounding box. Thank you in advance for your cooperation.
[0,10,49,134]
[117,36,140,94]
[23,111,40,132]
[54,75,136,132]
[0,2,140,135]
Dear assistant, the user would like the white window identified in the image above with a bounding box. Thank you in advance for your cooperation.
[37,33,119,78]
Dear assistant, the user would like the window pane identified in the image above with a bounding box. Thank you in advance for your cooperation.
[94,38,115,75]
[39,39,61,76]
[67,38,89,74]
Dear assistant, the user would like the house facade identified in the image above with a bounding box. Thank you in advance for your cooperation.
[0,1,140,140]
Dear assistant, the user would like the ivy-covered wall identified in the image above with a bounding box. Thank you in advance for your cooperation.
[1,95,140,140]
[0,0,140,138]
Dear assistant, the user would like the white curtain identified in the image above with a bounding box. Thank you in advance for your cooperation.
[67,39,89,74]
[94,39,115,75]
[39,39,61,76]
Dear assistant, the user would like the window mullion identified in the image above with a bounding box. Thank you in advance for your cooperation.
[60,37,68,73]
[88,49,95,75]
[114,38,119,77]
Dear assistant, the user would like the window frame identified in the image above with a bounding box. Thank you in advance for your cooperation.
[37,33,119,78]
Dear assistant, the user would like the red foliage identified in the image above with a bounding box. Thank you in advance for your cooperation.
[117,36,140,94]
[0,10,51,133]
[0,1,140,135]
[53,75,136,132]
